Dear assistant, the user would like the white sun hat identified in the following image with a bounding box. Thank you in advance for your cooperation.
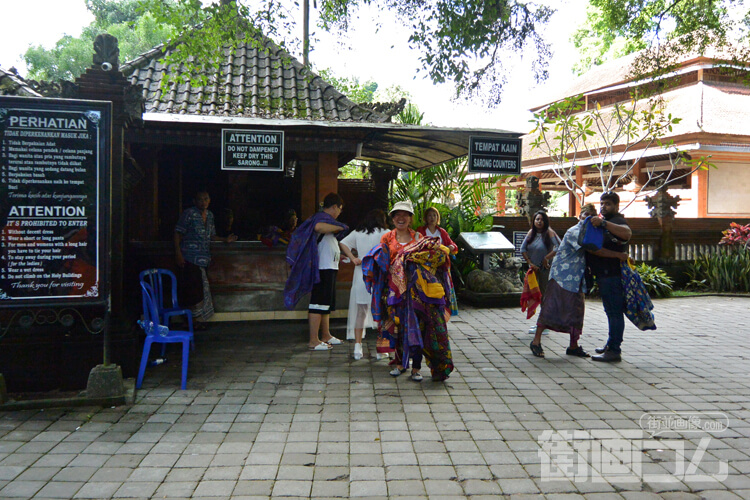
[389,200,414,215]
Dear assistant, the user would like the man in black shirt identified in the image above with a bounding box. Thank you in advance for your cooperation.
[587,192,632,362]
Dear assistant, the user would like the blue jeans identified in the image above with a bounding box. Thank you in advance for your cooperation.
[598,276,625,353]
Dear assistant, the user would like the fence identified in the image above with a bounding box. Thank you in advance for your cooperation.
[493,216,750,263]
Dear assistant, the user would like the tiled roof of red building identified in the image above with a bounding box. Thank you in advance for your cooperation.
[523,80,750,164]
[532,44,742,111]
[120,32,398,123]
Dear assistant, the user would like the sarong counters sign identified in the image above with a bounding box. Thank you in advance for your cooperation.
[0,97,110,305]
[221,129,284,171]
[468,136,522,175]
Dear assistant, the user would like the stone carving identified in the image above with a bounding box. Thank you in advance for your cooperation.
[93,34,120,72]
[645,186,681,263]
[515,175,551,225]
[645,186,681,219]
[465,254,523,294]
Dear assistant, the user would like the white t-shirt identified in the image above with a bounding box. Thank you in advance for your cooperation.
[317,232,340,270]
[425,227,440,238]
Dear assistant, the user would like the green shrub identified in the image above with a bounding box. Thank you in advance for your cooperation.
[633,263,673,298]
[686,247,750,293]
[587,263,673,298]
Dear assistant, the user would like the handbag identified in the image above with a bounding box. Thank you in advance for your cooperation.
[578,216,605,251]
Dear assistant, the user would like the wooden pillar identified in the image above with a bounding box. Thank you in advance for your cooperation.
[696,168,708,217]
[633,158,647,186]
[570,165,585,217]
[300,164,317,219]
[318,152,339,200]
[74,41,142,334]
[495,181,506,215]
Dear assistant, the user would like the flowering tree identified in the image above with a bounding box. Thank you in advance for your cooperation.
[528,93,712,211]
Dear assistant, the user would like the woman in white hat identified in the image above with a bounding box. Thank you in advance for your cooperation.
[365,200,454,382]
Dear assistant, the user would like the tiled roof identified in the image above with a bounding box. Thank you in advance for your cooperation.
[0,67,42,97]
[120,33,396,123]
[532,44,742,111]
[522,80,750,166]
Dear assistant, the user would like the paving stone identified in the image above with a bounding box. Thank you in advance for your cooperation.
[1,299,749,498]
[0,480,46,498]
[349,480,388,496]
[192,479,237,497]
[73,481,121,498]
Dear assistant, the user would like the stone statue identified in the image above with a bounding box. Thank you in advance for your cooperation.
[515,175,551,225]
[645,186,681,263]
[93,34,120,72]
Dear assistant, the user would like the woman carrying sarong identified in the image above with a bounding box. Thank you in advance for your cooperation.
[363,200,455,382]
[529,204,628,358]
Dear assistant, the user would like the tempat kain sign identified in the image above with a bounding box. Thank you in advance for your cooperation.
[468,136,522,175]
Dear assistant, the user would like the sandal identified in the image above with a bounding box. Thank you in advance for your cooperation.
[530,341,545,358]
[309,343,332,351]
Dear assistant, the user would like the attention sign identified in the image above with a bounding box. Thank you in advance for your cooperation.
[221,129,284,171]
[468,136,522,175]
[0,96,111,306]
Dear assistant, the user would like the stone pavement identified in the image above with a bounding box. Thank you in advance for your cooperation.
[1,296,749,499]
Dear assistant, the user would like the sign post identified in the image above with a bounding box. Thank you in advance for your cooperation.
[221,129,284,171]
[1,96,115,399]
[1,97,110,307]
[468,136,522,175]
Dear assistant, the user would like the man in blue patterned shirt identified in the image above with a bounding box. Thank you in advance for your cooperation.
[175,191,237,328]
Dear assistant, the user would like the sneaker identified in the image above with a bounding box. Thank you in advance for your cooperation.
[528,326,537,334]
[376,352,389,360]
[353,343,363,360]
[390,367,407,377]
[410,371,423,382]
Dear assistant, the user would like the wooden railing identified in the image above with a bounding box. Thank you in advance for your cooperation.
[493,216,750,263]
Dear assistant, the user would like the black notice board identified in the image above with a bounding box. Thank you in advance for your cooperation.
[513,231,527,258]
[468,136,522,175]
[221,129,284,171]
[0,96,111,307]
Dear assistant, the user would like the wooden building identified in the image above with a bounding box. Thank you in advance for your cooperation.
[514,46,750,219]
[1,33,519,391]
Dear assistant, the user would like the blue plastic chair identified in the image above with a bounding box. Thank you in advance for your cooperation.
[137,282,192,390]
[139,268,194,350]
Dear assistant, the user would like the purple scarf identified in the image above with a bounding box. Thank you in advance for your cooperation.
[284,211,348,310]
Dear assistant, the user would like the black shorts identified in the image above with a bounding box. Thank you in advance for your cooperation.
[309,269,337,314]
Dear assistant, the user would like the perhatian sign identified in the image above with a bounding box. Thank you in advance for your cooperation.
[468,136,522,175]
[0,96,111,306]
[222,129,284,171]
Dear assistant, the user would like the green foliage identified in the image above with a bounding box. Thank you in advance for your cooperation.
[633,263,673,298]
[319,0,554,105]
[686,247,750,293]
[390,157,499,277]
[395,103,424,125]
[571,0,740,76]
[319,69,378,103]
[24,1,175,81]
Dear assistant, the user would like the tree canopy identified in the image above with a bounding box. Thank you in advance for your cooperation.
[24,0,175,81]
[137,0,554,106]
[572,0,747,76]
